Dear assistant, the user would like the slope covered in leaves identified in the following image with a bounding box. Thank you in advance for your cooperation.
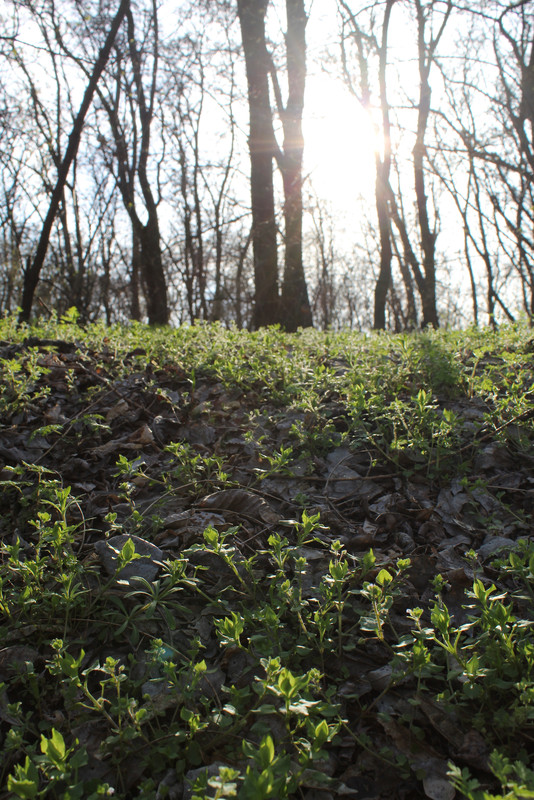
[1,315,534,800]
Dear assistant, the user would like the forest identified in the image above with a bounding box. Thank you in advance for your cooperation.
[4,4,534,797]
[1,0,533,332]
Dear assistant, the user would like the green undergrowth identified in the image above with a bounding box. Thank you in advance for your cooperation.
[1,312,534,799]
[1,311,533,478]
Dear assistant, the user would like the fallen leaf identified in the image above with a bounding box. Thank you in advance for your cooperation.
[199,488,280,524]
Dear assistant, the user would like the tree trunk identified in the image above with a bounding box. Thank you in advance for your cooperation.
[235,226,252,329]
[130,227,142,321]
[374,162,392,330]
[237,0,280,328]
[18,0,129,323]
[279,0,312,331]
[412,0,451,328]
[391,232,417,328]
[373,0,395,329]
[413,99,439,328]
[339,0,395,330]
[126,3,169,325]
[137,215,168,325]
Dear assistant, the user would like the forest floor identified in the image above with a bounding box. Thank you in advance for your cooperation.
[1,314,534,800]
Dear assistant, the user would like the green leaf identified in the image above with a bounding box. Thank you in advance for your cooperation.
[7,757,39,799]
[203,526,219,546]
[362,549,376,573]
[376,569,392,586]
[314,719,329,747]
[41,728,67,766]
[60,650,85,679]
[119,537,138,564]
[257,735,275,769]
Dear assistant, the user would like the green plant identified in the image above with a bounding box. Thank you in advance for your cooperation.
[358,558,411,643]
[395,575,534,752]
[2,318,534,799]
[0,350,51,418]
[449,750,534,799]
[7,728,100,800]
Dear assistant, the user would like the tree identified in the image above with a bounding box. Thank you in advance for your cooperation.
[492,0,534,320]
[271,0,313,330]
[411,0,452,328]
[339,0,396,330]
[17,0,129,323]
[339,0,451,330]
[238,0,313,330]
[0,86,30,313]
[94,0,169,325]
[237,0,280,328]
[429,0,533,325]
[306,191,337,329]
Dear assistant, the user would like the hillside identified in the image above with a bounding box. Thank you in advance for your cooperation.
[1,315,534,800]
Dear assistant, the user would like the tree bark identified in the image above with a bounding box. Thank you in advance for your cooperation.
[279,0,312,330]
[412,0,452,328]
[237,0,280,328]
[18,0,129,323]
[125,2,168,325]
[413,70,438,327]
[130,228,142,321]
[373,0,395,329]
[374,160,393,329]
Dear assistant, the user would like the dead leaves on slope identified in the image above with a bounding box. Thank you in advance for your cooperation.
[1,337,534,799]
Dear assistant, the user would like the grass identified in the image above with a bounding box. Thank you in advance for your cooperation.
[1,310,534,798]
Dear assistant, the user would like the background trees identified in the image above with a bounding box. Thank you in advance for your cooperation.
[96,0,169,325]
[339,0,452,330]
[0,0,532,330]
[17,0,130,323]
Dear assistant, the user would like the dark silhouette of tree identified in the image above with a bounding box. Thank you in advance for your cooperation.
[18,0,129,323]
[238,0,313,330]
[94,0,169,325]
[340,0,400,330]
[412,0,452,328]
[271,0,313,330]
[339,0,451,330]
[237,0,280,328]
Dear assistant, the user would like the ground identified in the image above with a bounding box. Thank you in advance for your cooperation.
[1,318,534,799]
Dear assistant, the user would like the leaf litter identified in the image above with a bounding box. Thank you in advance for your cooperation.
[1,320,534,799]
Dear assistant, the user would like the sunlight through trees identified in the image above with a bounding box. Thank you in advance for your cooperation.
[0,0,532,329]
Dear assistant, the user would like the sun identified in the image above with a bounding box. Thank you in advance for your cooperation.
[303,75,378,209]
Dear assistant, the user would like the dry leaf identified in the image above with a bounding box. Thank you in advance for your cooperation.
[199,488,280,523]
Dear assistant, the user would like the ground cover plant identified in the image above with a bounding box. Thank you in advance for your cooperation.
[1,312,534,799]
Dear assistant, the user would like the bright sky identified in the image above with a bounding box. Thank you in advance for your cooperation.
[301,0,379,230]
[303,74,377,209]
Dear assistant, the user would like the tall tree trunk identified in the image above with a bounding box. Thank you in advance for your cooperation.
[237,0,280,328]
[58,189,76,304]
[126,3,169,325]
[339,0,394,330]
[374,161,392,329]
[18,0,129,323]
[279,0,312,330]
[413,72,438,328]
[373,0,395,329]
[391,232,417,328]
[130,228,142,321]
[235,227,252,329]
[137,214,168,325]
[412,0,452,328]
